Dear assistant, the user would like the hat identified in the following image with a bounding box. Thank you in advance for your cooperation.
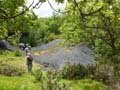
[27,53,31,56]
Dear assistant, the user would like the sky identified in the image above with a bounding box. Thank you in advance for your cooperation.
[27,0,67,17]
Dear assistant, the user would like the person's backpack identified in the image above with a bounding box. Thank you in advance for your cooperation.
[27,55,33,61]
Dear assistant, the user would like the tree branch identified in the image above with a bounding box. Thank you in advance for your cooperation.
[33,1,42,9]
[73,0,82,15]
[47,0,68,13]
[34,2,42,9]
[0,8,8,17]
[84,25,104,29]
[73,0,103,16]
[83,6,103,16]
[0,0,34,20]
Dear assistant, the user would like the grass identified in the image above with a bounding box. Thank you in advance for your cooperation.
[0,75,106,90]
[0,74,39,90]
[60,79,106,90]
[0,50,40,90]
[0,51,106,90]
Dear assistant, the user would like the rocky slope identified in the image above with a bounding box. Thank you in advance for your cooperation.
[32,39,95,69]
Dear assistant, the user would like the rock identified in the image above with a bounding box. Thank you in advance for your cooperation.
[32,39,95,69]
[0,39,16,50]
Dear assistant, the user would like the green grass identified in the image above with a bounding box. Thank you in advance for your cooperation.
[61,79,106,90]
[0,51,40,90]
[0,74,39,90]
[0,75,106,90]
[0,51,106,90]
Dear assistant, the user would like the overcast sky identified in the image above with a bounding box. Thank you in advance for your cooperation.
[27,0,67,17]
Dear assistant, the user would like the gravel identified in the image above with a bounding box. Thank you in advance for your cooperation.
[31,39,95,69]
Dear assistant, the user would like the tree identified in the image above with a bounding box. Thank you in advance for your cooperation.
[59,0,120,60]
[0,0,41,40]
[0,0,26,40]
[23,14,62,46]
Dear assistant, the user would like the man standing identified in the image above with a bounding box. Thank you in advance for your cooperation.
[26,53,33,72]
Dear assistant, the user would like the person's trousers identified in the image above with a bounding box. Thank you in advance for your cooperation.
[28,64,32,72]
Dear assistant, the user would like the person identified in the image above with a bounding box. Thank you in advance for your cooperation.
[24,46,29,55]
[28,45,31,50]
[19,43,25,50]
[26,53,33,72]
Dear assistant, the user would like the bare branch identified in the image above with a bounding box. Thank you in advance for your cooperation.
[33,1,42,9]
[47,0,69,13]
[34,2,42,9]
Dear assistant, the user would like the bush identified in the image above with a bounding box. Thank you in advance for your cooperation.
[0,60,26,76]
[91,63,116,85]
[60,62,88,80]
[14,50,22,56]
[0,50,9,55]
[32,69,43,81]
[113,64,120,77]
[86,64,96,78]
[40,70,71,90]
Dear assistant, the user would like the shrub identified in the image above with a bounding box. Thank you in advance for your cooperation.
[0,50,9,55]
[33,69,71,90]
[86,64,96,78]
[32,69,43,81]
[40,70,71,90]
[14,50,22,56]
[113,64,120,76]
[60,62,88,80]
[0,61,26,76]
[91,63,116,85]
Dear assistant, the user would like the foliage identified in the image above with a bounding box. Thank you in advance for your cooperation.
[0,0,38,46]
[0,0,62,46]
[40,70,71,90]
[0,73,106,90]
[86,64,96,78]
[0,24,7,40]
[91,63,116,85]
[0,0,25,40]
[33,69,71,90]
[60,62,88,80]
[21,14,62,46]
[32,68,43,81]
[0,51,26,76]
[8,31,21,46]
[60,61,117,86]
[0,50,40,90]
[33,68,106,90]
[0,50,106,90]
[55,0,64,3]
[86,58,117,86]
[113,64,120,77]
[14,50,22,56]
[0,60,25,76]
[59,0,120,59]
